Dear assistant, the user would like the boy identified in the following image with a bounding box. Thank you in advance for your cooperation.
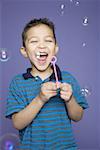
[5,18,89,150]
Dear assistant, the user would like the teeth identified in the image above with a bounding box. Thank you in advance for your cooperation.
[37,52,40,56]
[36,52,40,58]
[36,52,48,59]
[37,55,40,59]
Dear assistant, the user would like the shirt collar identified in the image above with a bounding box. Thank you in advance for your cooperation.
[23,64,62,81]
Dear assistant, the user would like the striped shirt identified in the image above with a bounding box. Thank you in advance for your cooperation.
[5,65,89,150]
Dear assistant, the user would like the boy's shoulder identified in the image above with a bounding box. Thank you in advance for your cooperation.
[11,74,24,82]
[61,70,74,78]
[61,70,77,83]
[10,73,25,87]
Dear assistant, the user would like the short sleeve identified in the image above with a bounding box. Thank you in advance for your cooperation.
[5,77,26,119]
[62,71,89,109]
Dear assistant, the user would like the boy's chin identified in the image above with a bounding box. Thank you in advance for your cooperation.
[33,63,51,72]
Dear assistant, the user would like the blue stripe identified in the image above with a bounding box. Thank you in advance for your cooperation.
[32,123,72,131]
[32,120,70,126]
[14,82,42,88]
[7,104,24,109]
[24,131,73,140]
[36,111,67,116]
[22,137,75,145]
[21,139,76,149]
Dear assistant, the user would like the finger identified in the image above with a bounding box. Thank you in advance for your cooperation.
[60,91,72,98]
[60,92,72,100]
[43,90,57,95]
[48,91,57,94]
[61,89,72,95]
[61,84,72,92]
[56,81,61,89]
[47,83,57,91]
[61,83,71,88]
[60,83,67,90]
[47,91,57,98]
[60,94,70,101]
[51,82,58,90]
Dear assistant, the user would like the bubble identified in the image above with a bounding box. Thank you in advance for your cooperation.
[70,0,73,2]
[0,133,19,150]
[82,42,86,47]
[80,87,91,97]
[61,11,64,15]
[60,4,65,10]
[5,141,14,150]
[60,4,65,16]
[75,0,80,6]
[0,49,10,62]
[83,17,88,26]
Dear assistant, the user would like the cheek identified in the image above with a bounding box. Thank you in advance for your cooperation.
[49,46,56,54]
[26,50,35,60]
[26,43,36,50]
[51,50,56,55]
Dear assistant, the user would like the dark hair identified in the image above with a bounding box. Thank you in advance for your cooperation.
[22,18,56,47]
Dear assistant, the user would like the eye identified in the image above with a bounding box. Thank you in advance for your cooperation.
[30,40,38,43]
[45,39,53,43]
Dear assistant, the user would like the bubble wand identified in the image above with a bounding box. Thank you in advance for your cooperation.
[51,56,59,88]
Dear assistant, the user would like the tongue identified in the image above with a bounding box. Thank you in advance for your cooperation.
[37,56,47,65]
[39,56,47,61]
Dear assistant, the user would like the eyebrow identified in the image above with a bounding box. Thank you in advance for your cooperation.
[45,36,54,38]
[27,35,54,41]
[28,36,37,40]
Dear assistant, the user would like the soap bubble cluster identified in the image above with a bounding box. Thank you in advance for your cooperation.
[80,87,91,97]
[69,0,80,6]
[82,16,89,26]
[60,4,65,15]
[82,42,86,47]
[75,0,80,6]
[0,49,10,62]
[0,133,19,150]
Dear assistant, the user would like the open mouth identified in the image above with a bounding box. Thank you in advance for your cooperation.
[35,52,48,64]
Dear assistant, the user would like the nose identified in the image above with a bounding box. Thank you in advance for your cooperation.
[38,41,46,49]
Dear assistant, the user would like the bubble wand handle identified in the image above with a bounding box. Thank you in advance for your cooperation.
[51,56,59,88]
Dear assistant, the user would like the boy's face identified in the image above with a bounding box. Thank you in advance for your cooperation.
[21,24,58,71]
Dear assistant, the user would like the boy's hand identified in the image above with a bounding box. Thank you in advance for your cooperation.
[60,83,73,102]
[39,82,57,103]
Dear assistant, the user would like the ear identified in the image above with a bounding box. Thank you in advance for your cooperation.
[20,47,28,58]
[55,45,59,55]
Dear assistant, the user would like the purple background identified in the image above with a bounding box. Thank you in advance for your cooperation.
[0,0,100,149]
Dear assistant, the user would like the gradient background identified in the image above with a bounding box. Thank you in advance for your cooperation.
[0,0,100,149]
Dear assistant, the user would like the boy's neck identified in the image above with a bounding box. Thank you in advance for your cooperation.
[31,65,53,81]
